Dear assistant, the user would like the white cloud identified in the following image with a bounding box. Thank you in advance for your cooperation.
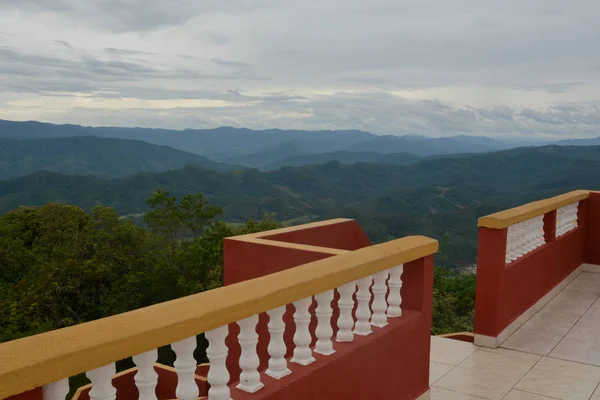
[0,0,600,137]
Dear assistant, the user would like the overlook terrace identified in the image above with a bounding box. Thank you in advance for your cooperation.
[2,190,600,399]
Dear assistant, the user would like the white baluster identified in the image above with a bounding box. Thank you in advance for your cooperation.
[556,208,564,237]
[371,271,389,327]
[43,379,69,400]
[354,276,373,336]
[387,265,403,318]
[506,225,515,264]
[510,224,520,261]
[573,202,580,229]
[538,216,546,246]
[515,222,525,259]
[314,290,335,355]
[237,315,264,393]
[172,337,199,400]
[206,325,231,400]
[525,219,535,252]
[291,297,315,366]
[86,364,116,400]
[336,281,356,342]
[266,306,291,379]
[133,349,158,400]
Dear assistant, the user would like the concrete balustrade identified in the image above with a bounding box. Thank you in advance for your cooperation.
[474,190,600,349]
[1,219,437,400]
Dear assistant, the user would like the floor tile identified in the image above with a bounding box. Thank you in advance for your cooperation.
[565,273,600,296]
[564,316,600,341]
[503,389,561,399]
[434,366,520,400]
[429,387,487,399]
[592,387,600,400]
[515,369,597,400]
[523,309,580,337]
[430,336,477,366]
[430,361,454,385]
[502,325,563,356]
[459,348,539,380]
[534,356,600,383]
[550,337,600,367]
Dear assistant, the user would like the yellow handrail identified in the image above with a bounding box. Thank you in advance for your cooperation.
[0,235,438,399]
[478,190,590,229]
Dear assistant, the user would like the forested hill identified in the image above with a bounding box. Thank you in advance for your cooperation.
[0,136,241,179]
[2,145,600,268]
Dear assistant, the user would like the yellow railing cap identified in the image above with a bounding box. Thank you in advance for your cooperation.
[0,235,437,399]
[478,190,590,229]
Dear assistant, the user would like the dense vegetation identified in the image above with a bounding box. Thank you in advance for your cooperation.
[0,191,475,344]
[0,136,240,179]
[3,145,600,268]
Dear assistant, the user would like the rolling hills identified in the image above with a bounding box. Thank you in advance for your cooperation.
[0,136,242,179]
[2,145,600,268]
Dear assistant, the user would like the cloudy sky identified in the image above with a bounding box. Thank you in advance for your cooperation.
[1,0,599,139]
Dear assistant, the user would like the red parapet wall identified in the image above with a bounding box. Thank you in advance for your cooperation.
[475,197,592,338]
[223,219,433,399]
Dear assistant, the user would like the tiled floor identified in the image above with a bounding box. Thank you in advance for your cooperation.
[429,272,600,400]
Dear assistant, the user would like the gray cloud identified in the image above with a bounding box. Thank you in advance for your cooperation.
[212,58,253,68]
[1,0,600,138]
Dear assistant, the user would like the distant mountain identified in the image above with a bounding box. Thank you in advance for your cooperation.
[0,136,241,180]
[554,137,600,146]
[347,135,509,156]
[225,142,304,169]
[264,151,423,170]
[3,145,600,267]
[0,120,374,160]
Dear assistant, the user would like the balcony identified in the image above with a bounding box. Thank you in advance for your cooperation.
[3,191,600,400]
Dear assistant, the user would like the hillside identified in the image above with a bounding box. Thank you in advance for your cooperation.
[2,145,600,268]
[0,119,512,163]
[0,136,241,179]
[264,151,423,170]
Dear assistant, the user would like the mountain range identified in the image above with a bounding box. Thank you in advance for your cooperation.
[2,143,600,267]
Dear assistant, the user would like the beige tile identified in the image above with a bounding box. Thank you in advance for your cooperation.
[430,336,477,366]
[550,337,600,366]
[515,369,597,400]
[434,366,520,400]
[430,387,487,399]
[430,361,454,385]
[502,325,563,356]
[565,317,600,341]
[523,309,580,337]
[566,273,600,296]
[534,356,600,383]
[503,389,561,399]
[548,287,599,311]
[459,348,539,380]
[592,387,600,400]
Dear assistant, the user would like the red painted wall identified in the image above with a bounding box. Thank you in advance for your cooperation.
[222,220,433,399]
[475,199,590,337]
[228,254,434,400]
[261,220,372,251]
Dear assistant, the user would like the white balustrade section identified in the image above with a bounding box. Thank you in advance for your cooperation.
[291,297,316,366]
[29,266,421,400]
[387,265,403,318]
[236,315,264,393]
[336,281,356,342]
[314,290,335,355]
[371,271,389,328]
[505,214,549,264]
[354,276,373,336]
[266,306,291,379]
[206,325,231,400]
[172,337,199,400]
[132,349,158,400]
[86,364,117,400]
[43,379,69,400]
[556,202,579,237]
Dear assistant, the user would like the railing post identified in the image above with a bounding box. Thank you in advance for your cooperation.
[544,210,557,244]
[474,226,508,347]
